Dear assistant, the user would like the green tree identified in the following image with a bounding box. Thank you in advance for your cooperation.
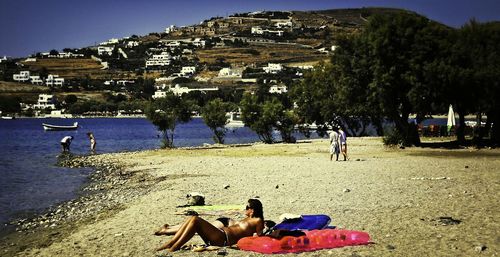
[452,20,500,145]
[353,12,452,145]
[240,93,275,143]
[145,93,193,148]
[0,96,21,113]
[269,99,299,143]
[201,99,229,144]
[64,95,78,106]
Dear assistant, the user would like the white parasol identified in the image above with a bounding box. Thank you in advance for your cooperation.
[447,104,456,127]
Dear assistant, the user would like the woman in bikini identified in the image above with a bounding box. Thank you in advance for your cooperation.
[155,198,265,252]
[154,217,236,236]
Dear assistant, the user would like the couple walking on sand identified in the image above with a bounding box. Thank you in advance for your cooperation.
[329,127,348,161]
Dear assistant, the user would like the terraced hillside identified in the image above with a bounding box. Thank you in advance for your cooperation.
[20,58,137,80]
[196,44,327,67]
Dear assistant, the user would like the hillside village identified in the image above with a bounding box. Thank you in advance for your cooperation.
[0,8,401,117]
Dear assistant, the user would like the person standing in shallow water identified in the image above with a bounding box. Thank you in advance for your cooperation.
[156,198,264,252]
[86,132,96,153]
[60,136,73,152]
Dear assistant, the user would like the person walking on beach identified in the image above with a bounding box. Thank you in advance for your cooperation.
[86,132,96,152]
[60,136,73,152]
[329,128,340,161]
[339,127,348,161]
[156,198,264,252]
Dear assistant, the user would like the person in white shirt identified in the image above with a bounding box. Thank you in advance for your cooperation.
[329,128,340,161]
[60,136,74,152]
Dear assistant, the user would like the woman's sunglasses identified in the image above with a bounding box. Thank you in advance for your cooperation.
[245,205,251,210]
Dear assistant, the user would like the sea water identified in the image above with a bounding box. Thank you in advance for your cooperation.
[0,117,264,235]
[0,117,449,235]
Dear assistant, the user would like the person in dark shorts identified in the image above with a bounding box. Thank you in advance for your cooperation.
[60,136,73,152]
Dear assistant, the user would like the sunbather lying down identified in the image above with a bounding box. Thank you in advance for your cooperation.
[155,199,267,252]
[154,217,236,236]
[154,217,277,236]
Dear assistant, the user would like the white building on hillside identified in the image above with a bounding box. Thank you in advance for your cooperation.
[269,85,288,94]
[33,94,57,109]
[275,20,293,28]
[218,67,242,78]
[263,63,284,74]
[152,90,168,99]
[29,75,44,85]
[98,46,114,56]
[251,26,284,36]
[166,41,181,47]
[180,66,196,76]
[146,52,171,67]
[165,25,177,34]
[100,38,119,45]
[126,41,139,48]
[13,71,31,82]
[191,38,206,48]
[165,84,218,96]
[45,74,65,87]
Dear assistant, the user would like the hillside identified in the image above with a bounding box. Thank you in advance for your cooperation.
[13,7,410,79]
[196,44,327,67]
[0,7,417,105]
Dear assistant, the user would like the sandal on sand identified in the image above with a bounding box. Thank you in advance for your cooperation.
[206,246,221,251]
[192,245,207,252]
[153,224,170,236]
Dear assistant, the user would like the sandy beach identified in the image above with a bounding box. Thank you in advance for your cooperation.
[1,137,499,257]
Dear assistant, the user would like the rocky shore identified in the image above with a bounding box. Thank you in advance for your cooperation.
[1,138,499,257]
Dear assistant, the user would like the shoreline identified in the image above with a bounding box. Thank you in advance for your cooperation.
[0,142,258,256]
[1,138,499,256]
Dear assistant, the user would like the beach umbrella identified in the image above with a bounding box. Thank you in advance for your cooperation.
[447,104,456,135]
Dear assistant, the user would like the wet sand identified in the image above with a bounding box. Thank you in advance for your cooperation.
[1,137,499,256]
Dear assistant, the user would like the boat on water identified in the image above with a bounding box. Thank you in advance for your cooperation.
[42,122,79,131]
[226,112,244,128]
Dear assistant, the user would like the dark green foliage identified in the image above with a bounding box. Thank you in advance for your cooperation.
[0,96,21,113]
[240,93,275,143]
[240,90,298,143]
[201,99,229,144]
[144,93,193,148]
[64,95,78,105]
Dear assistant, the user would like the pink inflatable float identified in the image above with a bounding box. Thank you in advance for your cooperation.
[237,229,370,254]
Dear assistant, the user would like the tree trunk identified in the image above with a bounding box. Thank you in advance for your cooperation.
[472,112,482,146]
[490,112,500,146]
[456,112,466,145]
[481,112,492,141]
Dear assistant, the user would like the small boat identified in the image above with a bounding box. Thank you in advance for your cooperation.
[42,122,79,131]
[1,116,15,120]
[226,112,244,128]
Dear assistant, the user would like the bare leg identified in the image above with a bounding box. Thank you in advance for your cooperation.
[154,224,182,236]
[156,217,193,251]
[155,219,228,236]
[162,216,226,252]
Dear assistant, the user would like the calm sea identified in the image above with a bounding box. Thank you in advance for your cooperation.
[0,117,269,234]
[0,117,451,235]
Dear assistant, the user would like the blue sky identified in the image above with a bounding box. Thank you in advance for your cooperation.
[1,0,499,58]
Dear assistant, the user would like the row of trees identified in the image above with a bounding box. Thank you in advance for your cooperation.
[145,12,499,148]
[293,12,500,146]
